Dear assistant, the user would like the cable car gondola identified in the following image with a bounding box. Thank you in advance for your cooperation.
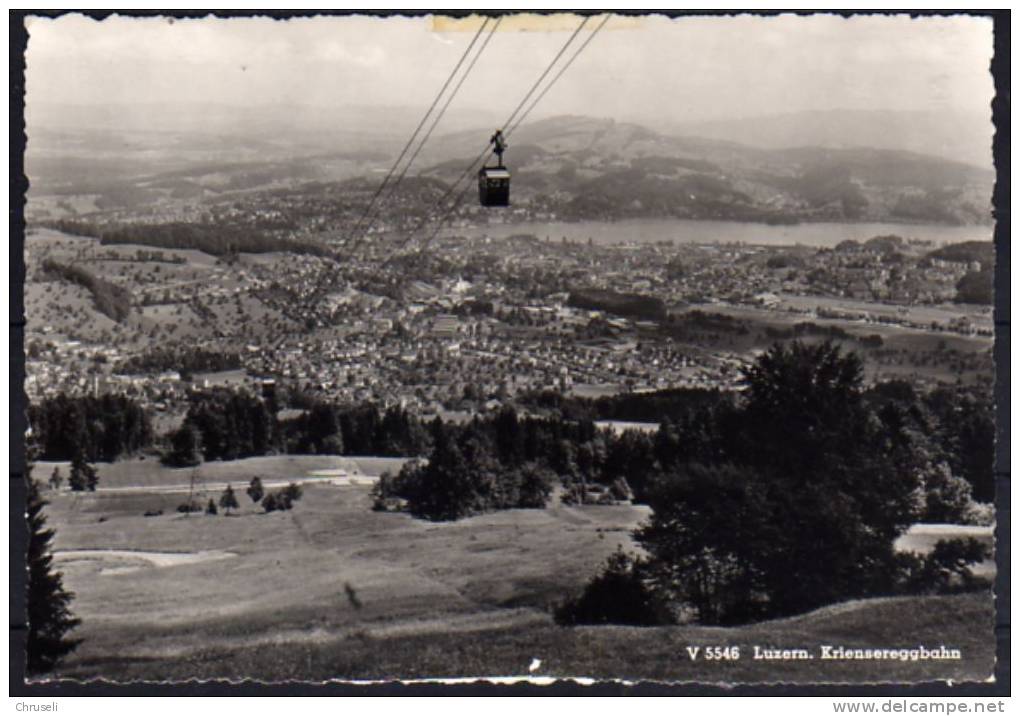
[478,129,510,207]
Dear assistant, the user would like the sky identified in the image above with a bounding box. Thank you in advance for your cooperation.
[25,12,994,128]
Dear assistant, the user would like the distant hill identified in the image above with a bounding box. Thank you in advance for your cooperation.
[670,109,993,168]
[422,116,994,226]
[26,111,995,228]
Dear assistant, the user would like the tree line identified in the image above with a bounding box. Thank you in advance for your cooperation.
[29,394,152,462]
[163,390,433,466]
[31,367,993,513]
[43,219,331,258]
[556,342,993,627]
[116,346,241,378]
[40,258,132,322]
[374,417,560,520]
[568,288,667,321]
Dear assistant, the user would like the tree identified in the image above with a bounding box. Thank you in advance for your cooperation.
[247,476,264,504]
[954,269,993,305]
[921,461,974,523]
[636,342,925,623]
[219,484,239,515]
[555,550,674,626]
[925,386,995,503]
[48,467,62,491]
[26,475,81,674]
[68,454,98,492]
[636,462,772,624]
[163,423,202,467]
[206,498,218,515]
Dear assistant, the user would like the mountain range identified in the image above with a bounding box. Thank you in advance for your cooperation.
[24,106,995,227]
[419,115,994,225]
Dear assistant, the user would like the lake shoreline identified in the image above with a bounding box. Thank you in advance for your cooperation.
[442,218,993,249]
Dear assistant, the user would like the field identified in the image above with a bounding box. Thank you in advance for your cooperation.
[38,455,410,492]
[34,458,996,684]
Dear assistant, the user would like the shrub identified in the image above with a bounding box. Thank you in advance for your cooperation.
[921,462,974,523]
[262,490,294,513]
[898,538,991,594]
[560,477,587,506]
[608,477,633,502]
[176,500,202,514]
[276,491,293,511]
[206,499,218,515]
[962,501,995,526]
[283,482,303,503]
[555,550,674,626]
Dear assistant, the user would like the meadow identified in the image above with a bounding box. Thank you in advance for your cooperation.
[35,457,996,684]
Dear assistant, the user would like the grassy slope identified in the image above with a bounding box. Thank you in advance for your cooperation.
[169,593,991,684]
[40,481,994,684]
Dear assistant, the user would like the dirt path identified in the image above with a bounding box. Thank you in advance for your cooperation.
[87,475,378,496]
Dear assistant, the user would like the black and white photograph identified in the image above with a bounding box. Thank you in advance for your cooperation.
[11,10,1006,690]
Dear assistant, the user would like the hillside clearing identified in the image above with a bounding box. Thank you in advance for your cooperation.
[38,480,995,683]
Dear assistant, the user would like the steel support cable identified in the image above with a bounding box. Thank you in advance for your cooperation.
[498,15,590,140]
[387,142,493,260]
[279,17,491,342]
[348,18,490,244]
[394,15,592,259]
[507,13,611,139]
[416,14,607,257]
[355,16,502,251]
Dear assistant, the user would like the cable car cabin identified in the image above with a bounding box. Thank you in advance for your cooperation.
[478,166,511,207]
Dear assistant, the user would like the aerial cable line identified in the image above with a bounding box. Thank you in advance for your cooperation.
[507,13,611,139]
[348,17,490,245]
[415,14,607,257]
[393,14,593,258]
[273,18,492,349]
[351,16,495,249]
[498,15,590,138]
[389,142,493,257]
[354,16,502,251]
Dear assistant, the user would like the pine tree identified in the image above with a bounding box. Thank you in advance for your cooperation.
[247,476,264,504]
[84,462,99,491]
[219,484,239,515]
[68,454,99,492]
[163,423,202,467]
[205,499,218,515]
[26,474,81,674]
[68,454,86,492]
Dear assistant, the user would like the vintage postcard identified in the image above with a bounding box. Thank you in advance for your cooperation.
[14,10,1002,688]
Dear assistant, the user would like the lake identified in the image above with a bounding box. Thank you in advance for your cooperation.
[442,219,993,248]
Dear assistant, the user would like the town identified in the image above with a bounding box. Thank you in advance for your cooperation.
[25,218,993,424]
